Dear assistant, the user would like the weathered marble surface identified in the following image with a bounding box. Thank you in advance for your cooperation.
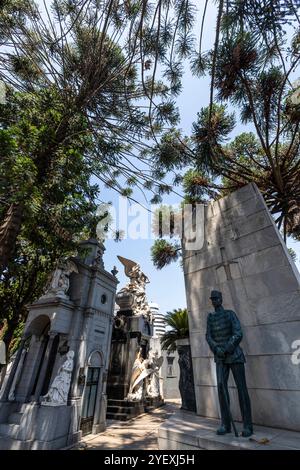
[158,409,300,450]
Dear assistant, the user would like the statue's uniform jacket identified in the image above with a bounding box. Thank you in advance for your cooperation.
[206,310,245,363]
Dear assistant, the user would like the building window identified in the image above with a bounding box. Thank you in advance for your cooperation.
[167,356,175,377]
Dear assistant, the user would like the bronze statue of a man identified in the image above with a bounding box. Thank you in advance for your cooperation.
[206,290,253,437]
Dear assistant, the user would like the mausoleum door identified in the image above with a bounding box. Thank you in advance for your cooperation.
[80,367,101,436]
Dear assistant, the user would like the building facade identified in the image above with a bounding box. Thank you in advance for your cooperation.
[0,239,118,449]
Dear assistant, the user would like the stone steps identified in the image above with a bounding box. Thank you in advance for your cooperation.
[106,398,164,421]
[0,436,32,450]
[108,399,139,407]
[8,412,23,425]
[0,423,20,439]
[107,405,142,414]
[106,412,131,421]
[106,399,145,421]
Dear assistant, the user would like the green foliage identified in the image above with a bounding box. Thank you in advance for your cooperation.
[192,104,236,173]
[151,239,181,270]
[0,84,99,352]
[160,308,189,352]
[150,2,300,242]
[288,247,297,263]
[182,169,218,204]
[1,85,97,244]
[0,1,206,349]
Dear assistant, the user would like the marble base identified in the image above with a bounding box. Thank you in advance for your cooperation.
[158,409,300,450]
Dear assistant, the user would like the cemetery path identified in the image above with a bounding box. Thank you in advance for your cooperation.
[73,400,180,450]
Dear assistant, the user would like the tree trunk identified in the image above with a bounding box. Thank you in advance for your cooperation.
[0,203,23,272]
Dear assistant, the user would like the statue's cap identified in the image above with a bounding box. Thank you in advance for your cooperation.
[210,290,222,299]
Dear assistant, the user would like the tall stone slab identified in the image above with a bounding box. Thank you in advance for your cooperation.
[183,183,300,431]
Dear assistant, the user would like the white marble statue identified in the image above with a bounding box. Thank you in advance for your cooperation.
[117,256,152,320]
[125,350,145,401]
[41,350,74,406]
[125,350,154,401]
[42,261,78,298]
[146,351,163,399]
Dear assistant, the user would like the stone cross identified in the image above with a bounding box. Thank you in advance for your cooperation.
[216,247,239,281]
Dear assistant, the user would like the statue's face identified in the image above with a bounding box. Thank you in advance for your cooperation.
[210,295,222,309]
[67,350,75,359]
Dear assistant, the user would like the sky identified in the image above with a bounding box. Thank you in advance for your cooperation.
[100,3,300,314]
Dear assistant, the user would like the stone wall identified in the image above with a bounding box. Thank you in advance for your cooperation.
[161,350,181,400]
[183,183,300,431]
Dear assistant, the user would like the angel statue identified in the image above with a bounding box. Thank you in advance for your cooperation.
[125,349,146,401]
[41,350,74,406]
[42,260,78,299]
[117,256,152,319]
[146,350,164,399]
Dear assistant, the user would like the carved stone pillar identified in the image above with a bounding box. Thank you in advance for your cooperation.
[0,337,26,402]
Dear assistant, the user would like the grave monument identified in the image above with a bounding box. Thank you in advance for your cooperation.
[106,256,163,420]
[0,238,118,449]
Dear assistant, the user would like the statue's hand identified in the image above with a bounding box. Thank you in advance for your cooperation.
[215,346,225,359]
[224,341,235,354]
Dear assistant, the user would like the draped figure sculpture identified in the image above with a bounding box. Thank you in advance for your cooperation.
[42,261,78,299]
[42,350,74,406]
[125,350,146,401]
[126,349,163,401]
[146,351,163,398]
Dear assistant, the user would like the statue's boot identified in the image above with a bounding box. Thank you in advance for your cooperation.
[241,426,253,438]
[216,424,231,435]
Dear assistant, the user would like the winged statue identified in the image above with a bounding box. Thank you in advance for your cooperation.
[117,256,149,284]
[117,256,152,319]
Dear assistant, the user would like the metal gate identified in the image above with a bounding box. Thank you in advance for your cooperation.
[80,367,100,436]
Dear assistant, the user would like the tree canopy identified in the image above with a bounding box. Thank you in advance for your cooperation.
[1,0,300,347]
[160,308,189,352]
[150,0,300,268]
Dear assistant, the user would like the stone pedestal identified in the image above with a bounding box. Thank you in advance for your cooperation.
[107,312,153,401]
[159,409,300,450]
[106,311,165,420]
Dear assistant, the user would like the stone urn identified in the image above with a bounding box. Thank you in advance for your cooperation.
[175,338,196,412]
[115,289,135,312]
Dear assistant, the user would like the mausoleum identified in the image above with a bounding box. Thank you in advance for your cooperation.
[0,238,118,449]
